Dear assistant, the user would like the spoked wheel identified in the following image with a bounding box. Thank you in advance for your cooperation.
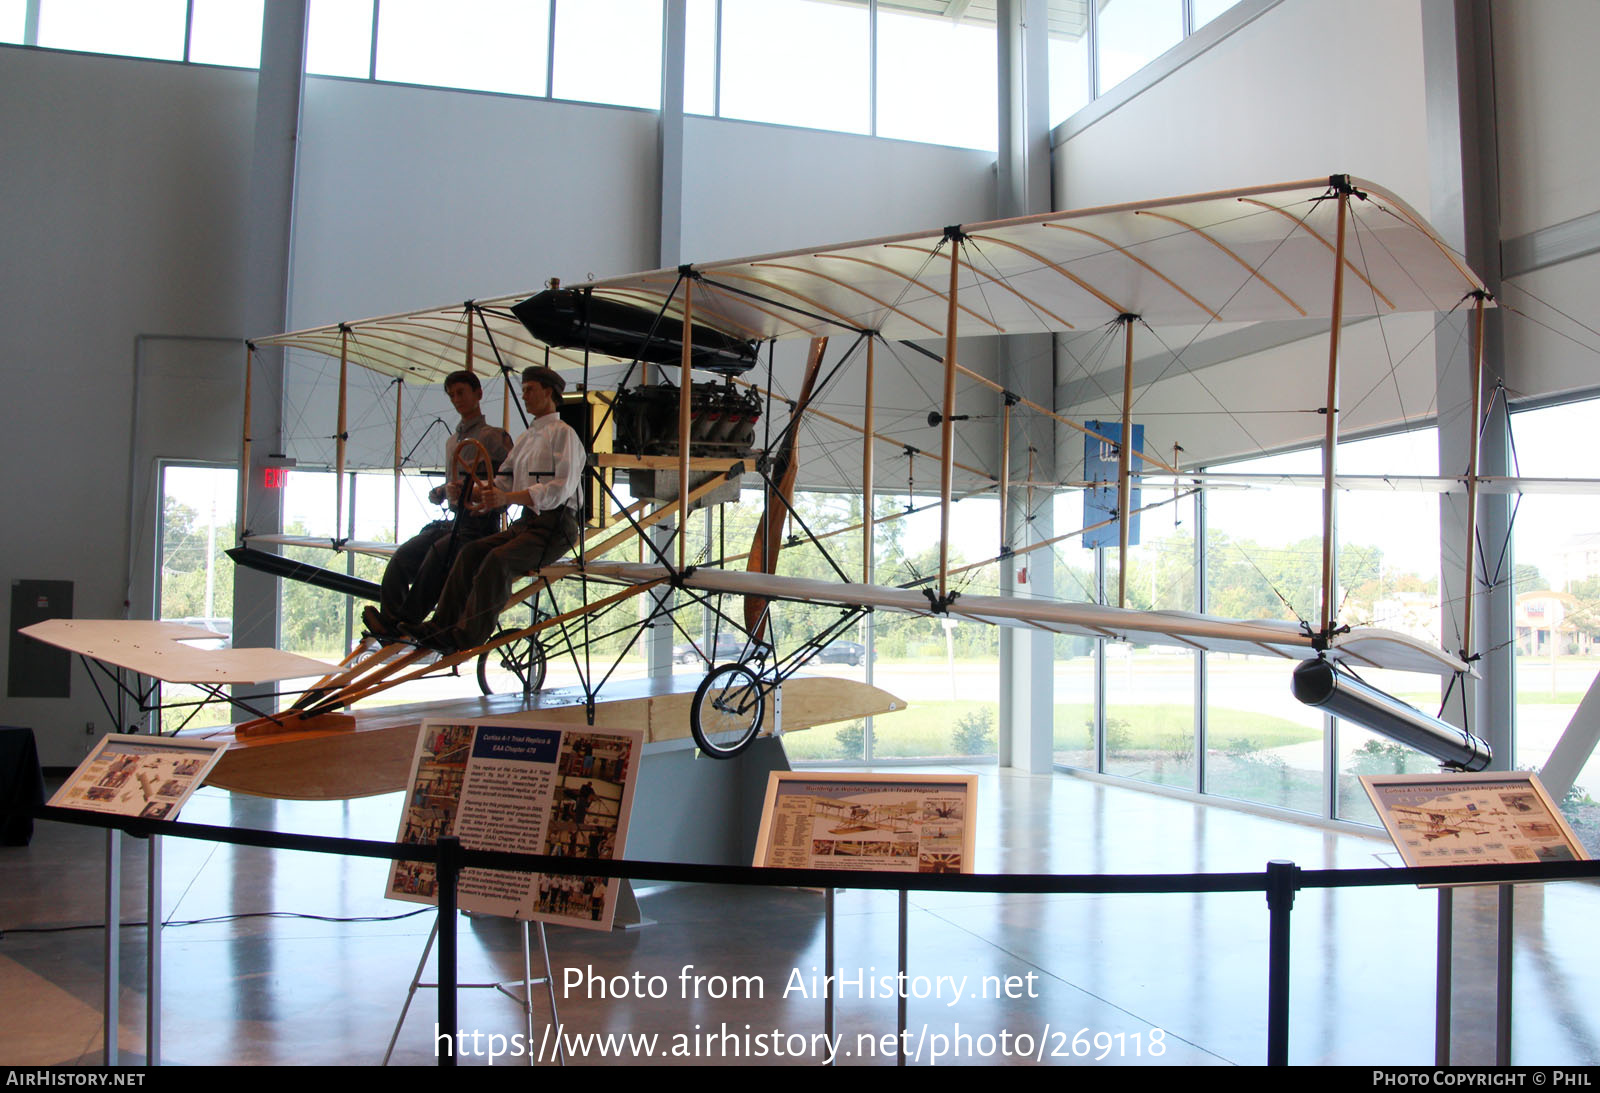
[690,663,766,758]
[477,629,547,698]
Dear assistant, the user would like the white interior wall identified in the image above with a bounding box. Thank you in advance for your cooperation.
[1052,0,1432,217]
[1492,0,1600,403]
[0,47,257,763]
[680,116,996,258]
[1491,0,1600,241]
[1500,251,1600,406]
[288,78,663,330]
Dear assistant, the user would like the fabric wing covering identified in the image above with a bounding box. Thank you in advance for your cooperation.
[580,562,1468,677]
[253,176,1488,384]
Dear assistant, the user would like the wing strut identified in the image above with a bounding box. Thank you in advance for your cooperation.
[1117,314,1137,608]
[938,231,961,606]
[1319,181,1352,640]
[335,325,349,543]
[678,276,693,570]
[1461,292,1489,661]
[744,336,828,641]
[863,335,875,583]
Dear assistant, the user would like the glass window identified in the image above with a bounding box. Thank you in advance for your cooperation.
[868,497,1000,760]
[307,0,374,78]
[552,0,662,109]
[875,5,996,151]
[1203,448,1325,814]
[1330,429,1444,824]
[683,0,716,115]
[37,0,186,61]
[187,0,263,68]
[1511,398,1600,853]
[1052,490,1099,769]
[718,0,869,135]
[1191,0,1236,32]
[1047,0,1090,125]
[158,465,238,731]
[0,0,27,44]
[1095,0,1181,96]
[375,0,550,98]
[1104,492,1197,789]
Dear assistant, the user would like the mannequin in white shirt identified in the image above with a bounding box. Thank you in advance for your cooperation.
[406,365,584,652]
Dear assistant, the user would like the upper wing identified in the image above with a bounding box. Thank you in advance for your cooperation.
[252,176,1487,383]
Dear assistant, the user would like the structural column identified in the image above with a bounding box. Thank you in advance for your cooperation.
[1422,0,1514,1065]
[231,1,307,714]
[995,0,1056,772]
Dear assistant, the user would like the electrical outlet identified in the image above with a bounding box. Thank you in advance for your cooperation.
[85,721,94,734]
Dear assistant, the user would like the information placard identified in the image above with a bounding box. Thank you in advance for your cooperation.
[386,719,643,931]
[753,771,977,873]
[1360,770,1588,870]
[48,733,226,820]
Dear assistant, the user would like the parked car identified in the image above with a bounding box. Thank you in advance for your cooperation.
[815,640,872,667]
[672,635,754,664]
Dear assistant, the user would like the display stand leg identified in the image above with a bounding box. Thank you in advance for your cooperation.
[497,921,564,1066]
[382,920,440,1065]
[520,922,535,1056]
[146,833,161,1066]
[896,888,907,1068]
[612,879,652,929]
[382,917,565,1066]
[1435,886,1452,1065]
[824,887,835,1065]
[534,922,564,1066]
[1497,884,1513,1066]
[103,827,120,1066]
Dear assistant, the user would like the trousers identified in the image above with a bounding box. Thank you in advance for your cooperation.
[379,515,500,625]
[428,507,581,647]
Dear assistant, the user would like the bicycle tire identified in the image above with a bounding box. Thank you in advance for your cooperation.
[689,663,765,758]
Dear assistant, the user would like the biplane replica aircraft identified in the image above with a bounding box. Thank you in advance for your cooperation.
[26,174,1511,799]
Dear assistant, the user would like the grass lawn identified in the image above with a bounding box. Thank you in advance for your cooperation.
[782,699,1318,760]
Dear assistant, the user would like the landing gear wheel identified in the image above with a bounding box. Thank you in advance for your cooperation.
[690,663,765,759]
[477,630,547,698]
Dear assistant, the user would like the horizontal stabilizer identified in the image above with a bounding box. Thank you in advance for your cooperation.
[20,619,335,684]
[227,546,381,601]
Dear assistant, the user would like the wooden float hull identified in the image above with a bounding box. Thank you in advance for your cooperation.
[190,674,903,801]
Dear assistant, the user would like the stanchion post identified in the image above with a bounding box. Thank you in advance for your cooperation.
[437,836,461,1067]
[897,888,908,1067]
[103,827,120,1066]
[1436,887,1452,1065]
[1497,884,1513,1066]
[147,832,161,1066]
[824,887,835,1064]
[1265,859,1300,1066]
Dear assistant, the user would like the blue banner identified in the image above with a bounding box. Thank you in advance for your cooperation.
[1083,420,1142,550]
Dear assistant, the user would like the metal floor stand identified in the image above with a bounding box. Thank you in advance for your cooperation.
[382,915,565,1065]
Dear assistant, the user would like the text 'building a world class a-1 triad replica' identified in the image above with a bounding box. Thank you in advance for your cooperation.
[36,173,1582,801]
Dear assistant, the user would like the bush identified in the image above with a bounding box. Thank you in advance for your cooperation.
[952,707,996,755]
[834,720,864,760]
[1347,738,1413,776]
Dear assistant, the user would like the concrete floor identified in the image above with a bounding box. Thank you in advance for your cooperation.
[3,764,1598,1066]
